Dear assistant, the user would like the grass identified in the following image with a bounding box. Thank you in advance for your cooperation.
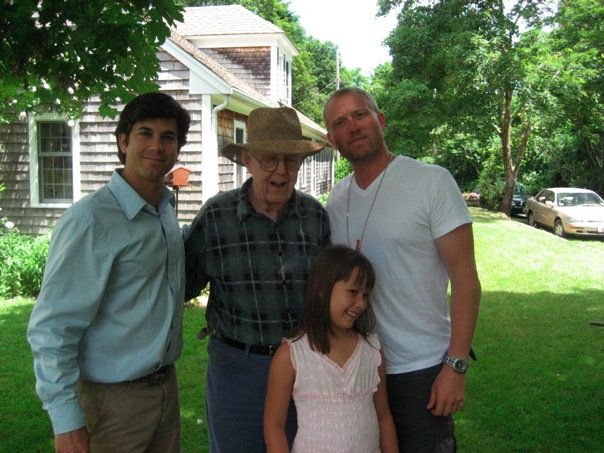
[0,299,209,453]
[459,209,604,452]
[1,207,603,452]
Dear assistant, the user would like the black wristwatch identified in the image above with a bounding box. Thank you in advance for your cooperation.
[444,353,469,374]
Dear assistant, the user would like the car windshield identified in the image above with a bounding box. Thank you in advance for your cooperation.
[557,192,604,207]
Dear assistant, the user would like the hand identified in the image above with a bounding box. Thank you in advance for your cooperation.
[55,427,90,453]
[426,366,465,417]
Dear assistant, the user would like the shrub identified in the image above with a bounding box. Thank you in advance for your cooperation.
[334,157,352,182]
[0,230,49,298]
[315,192,329,206]
[477,155,505,210]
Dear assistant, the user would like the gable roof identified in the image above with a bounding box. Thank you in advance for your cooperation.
[175,5,284,37]
[166,30,269,103]
[173,5,298,56]
[165,6,326,140]
[165,32,325,138]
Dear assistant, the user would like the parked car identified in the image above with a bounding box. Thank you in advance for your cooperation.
[511,183,530,216]
[525,187,604,238]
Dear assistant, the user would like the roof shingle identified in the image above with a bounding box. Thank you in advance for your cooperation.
[175,5,283,37]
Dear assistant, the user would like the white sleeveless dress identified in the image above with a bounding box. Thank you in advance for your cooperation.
[288,333,382,453]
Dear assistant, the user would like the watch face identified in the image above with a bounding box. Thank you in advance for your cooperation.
[445,355,468,373]
[455,360,468,373]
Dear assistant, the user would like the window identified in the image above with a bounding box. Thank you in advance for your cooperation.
[283,58,291,103]
[233,120,247,188]
[38,122,72,201]
[275,47,292,105]
[297,156,308,189]
[29,114,80,206]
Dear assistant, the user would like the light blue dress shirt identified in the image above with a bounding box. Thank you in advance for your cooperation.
[27,170,185,435]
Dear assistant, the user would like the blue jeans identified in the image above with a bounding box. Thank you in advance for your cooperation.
[205,336,296,453]
[387,364,456,453]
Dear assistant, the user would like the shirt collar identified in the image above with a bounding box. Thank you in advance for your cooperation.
[236,178,306,223]
[108,169,174,220]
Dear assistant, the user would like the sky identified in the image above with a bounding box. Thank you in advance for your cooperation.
[287,0,399,76]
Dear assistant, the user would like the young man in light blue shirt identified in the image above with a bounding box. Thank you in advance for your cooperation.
[28,92,190,453]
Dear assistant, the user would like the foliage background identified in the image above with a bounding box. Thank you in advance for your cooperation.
[372,0,603,211]
[0,184,49,298]
[0,0,185,120]
[1,0,602,209]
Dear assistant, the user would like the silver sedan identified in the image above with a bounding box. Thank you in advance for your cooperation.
[525,187,604,238]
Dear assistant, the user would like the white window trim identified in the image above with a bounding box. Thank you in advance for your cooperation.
[28,113,81,208]
[271,46,293,105]
[233,119,247,188]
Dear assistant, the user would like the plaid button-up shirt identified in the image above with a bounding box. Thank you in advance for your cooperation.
[184,179,331,346]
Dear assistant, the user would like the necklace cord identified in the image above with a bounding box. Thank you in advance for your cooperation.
[346,154,394,251]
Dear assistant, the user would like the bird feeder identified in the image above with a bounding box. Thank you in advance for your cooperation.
[166,165,192,214]
[167,165,192,188]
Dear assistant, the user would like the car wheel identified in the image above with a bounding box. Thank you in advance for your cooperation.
[554,219,565,238]
[528,212,537,228]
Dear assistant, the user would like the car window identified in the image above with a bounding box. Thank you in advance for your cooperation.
[558,193,574,206]
[545,191,555,203]
[577,193,604,206]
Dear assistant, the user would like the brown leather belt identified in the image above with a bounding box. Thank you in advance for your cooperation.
[129,364,173,386]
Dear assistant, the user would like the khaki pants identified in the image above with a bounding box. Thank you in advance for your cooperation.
[78,367,180,453]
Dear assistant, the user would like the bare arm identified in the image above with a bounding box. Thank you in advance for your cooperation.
[55,427,90,453]
[264,342,295,453]
[374,349,399,453]
[428,223,481,416]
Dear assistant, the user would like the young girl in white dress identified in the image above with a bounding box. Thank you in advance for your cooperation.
[264,245,398,453]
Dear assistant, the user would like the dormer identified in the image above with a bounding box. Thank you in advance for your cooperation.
[174,5,297,105]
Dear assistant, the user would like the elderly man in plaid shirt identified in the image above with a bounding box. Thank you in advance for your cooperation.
[184,106,331,453]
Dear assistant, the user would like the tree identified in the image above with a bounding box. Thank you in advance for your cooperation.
[376,0,556,215]
[547,0,604,193]
[0,1,184,121]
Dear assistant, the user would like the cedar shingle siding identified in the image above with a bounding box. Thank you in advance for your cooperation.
[204,48,272,97]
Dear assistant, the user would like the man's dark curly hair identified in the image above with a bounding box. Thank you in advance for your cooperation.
[114,92,191,164]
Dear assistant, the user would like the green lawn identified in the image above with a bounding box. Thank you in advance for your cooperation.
[459,209,604,452]
[1,208,603,452]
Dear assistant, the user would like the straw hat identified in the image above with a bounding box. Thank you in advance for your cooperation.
[220,107,326,165]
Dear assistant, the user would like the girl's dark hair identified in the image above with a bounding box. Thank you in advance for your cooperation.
[292,245,376,354]
[114,92,191,164]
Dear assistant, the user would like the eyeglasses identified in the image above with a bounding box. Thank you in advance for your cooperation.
[251,154,304,172]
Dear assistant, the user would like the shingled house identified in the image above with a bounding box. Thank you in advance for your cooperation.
[0,5,334,235]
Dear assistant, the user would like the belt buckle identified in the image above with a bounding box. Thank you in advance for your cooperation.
[268,344,278,357]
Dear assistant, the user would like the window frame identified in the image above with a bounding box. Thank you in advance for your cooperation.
[233,119,247,188]
[28,113,81,207]
[275,47,293,105]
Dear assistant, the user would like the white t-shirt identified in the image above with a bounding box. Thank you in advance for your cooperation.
[327,156,472,374]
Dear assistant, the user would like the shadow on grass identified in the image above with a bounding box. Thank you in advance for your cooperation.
[470,207,510,223]
[458,289,604,453]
